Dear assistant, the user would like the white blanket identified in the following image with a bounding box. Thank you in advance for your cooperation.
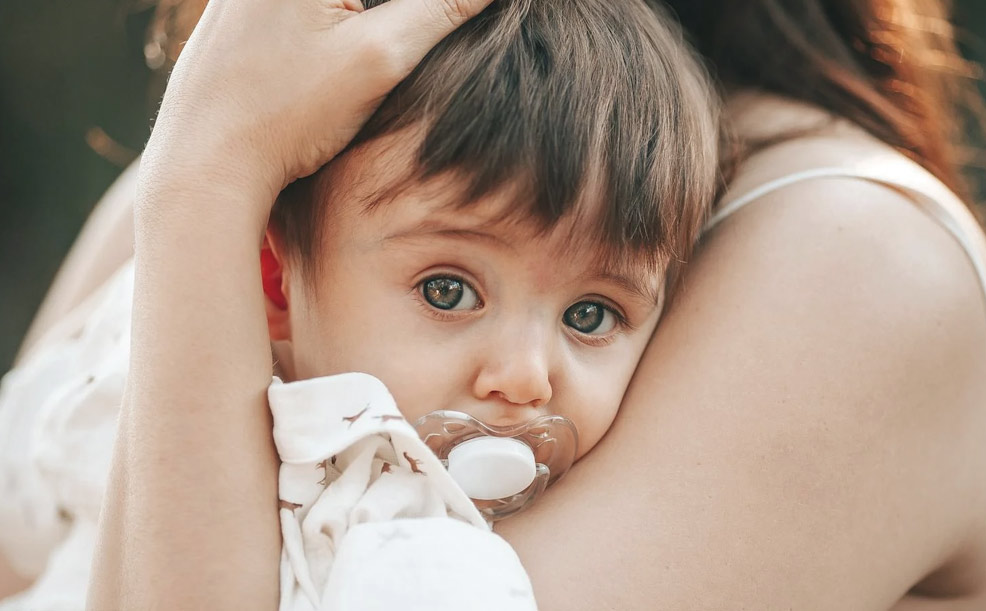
[270,374,537,610]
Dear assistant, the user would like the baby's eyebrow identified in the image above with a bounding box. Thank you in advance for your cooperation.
[590,270,663,308]
[383,219,662,306]
[381,220,516,251]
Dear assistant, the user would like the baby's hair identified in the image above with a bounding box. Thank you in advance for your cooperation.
[271,0,720,290]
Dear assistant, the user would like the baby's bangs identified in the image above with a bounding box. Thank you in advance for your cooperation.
[356,144,671,278]
[349,0,713,267]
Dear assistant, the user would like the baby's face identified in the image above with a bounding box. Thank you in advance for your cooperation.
[277,141,664,460]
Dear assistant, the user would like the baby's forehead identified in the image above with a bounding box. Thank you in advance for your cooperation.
[323,128,595,232]
[326,133,592,236]
[376,200,664,304]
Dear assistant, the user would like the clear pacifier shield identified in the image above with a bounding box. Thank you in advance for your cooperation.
[413,410,579,521]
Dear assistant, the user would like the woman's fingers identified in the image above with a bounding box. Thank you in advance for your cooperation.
[143,0,497,204]
[335,0,366,11]
[361,0,494,70]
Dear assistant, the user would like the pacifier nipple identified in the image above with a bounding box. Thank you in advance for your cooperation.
[447,437,537,500]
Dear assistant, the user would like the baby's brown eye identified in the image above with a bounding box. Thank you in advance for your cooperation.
[421,277,479,311]
[563,301,616,335]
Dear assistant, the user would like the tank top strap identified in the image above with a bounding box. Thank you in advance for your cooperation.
[704,155,986,305]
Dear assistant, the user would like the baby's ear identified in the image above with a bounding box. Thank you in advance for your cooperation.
[261,228,291,341]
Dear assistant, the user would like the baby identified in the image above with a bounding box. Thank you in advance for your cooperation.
[261,0,719,608]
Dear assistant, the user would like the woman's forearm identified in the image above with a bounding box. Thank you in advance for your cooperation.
[88,179,280,610]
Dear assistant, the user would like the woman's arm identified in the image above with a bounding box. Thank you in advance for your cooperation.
[86,1,494,608]
[497,176,986,609]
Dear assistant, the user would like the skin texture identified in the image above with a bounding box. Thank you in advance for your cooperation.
[266,139,663,461]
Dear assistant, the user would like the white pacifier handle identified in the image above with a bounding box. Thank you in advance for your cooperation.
[447,437,537,500]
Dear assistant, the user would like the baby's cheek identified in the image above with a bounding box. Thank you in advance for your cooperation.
[366,369,438,425]
[569,392,622,461]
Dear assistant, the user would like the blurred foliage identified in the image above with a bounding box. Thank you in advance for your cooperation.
[0,1,985,371]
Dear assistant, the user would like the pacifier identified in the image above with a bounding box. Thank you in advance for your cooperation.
[413,411,578,521]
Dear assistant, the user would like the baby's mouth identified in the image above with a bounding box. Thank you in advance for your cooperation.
[413,410,578,521]
[461,405,545,429]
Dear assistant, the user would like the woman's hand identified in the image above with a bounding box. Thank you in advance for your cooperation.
[142,0,495,212]
[89,2,492,609]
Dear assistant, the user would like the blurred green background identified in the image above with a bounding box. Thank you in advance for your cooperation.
[1,1,985,372]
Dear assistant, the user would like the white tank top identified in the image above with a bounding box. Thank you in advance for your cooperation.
[704,153,986,305]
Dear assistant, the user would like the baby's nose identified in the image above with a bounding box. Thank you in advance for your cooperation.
[472,335,553,408]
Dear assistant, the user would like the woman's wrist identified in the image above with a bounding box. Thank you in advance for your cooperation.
[134,147,279,239]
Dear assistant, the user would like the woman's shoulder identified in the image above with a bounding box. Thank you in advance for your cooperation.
[711,94,986,384]
[702,129,986,386]
[717,92,986,311]
[695,93,986,602]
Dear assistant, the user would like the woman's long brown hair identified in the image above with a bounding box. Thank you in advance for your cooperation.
[665,0,986,209]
